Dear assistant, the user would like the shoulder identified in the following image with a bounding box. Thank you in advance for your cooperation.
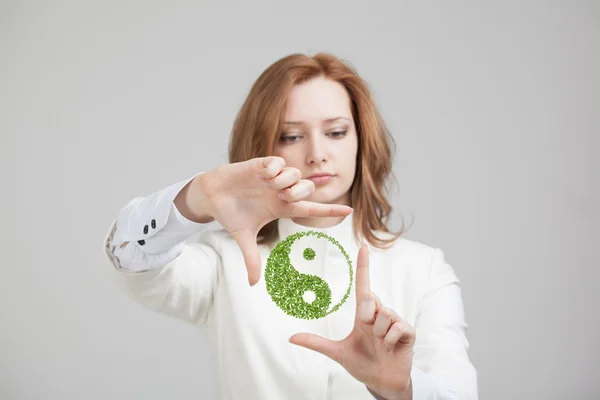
[370,230,459,286]
[368,230,456,278]
[369,229,437,263]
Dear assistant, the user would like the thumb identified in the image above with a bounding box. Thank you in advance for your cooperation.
[289,333,344,365]
[230,228,261,286]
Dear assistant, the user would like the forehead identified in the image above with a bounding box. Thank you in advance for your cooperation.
[284,77,352,122]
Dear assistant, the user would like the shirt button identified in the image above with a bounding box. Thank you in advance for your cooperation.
[151,219,156,229]
[137,240,145,246]
[143,225,148,234]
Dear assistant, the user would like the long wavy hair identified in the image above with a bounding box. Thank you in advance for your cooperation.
[228,52,406,249]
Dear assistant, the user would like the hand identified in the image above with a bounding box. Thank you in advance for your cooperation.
[198,156,353,286]
[289,246,415,400]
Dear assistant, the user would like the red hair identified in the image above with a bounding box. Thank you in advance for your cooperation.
[228,52,406,249]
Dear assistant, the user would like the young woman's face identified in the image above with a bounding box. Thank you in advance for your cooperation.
[273,76,358,206]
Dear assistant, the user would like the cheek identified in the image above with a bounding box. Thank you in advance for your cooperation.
[343,160,357,185]
[273,148,300,168]
[342,141,358,173]
[273,146,288,160]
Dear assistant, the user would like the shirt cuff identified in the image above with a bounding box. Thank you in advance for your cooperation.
[140,201,214,254]
[106,171,215,272]
[410,366,459,400]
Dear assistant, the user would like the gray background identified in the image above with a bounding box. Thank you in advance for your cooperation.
[1,1,598,399]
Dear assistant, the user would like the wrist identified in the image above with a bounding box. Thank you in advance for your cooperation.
[174,172,215,223]
[366,377,412,400]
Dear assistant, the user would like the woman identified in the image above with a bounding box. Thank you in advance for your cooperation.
[103,53,478,400]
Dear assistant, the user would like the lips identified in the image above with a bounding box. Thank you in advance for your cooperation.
[307,173,335,185]
[307,173,334,179]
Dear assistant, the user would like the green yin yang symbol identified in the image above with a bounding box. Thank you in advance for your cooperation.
[265,231,354,320]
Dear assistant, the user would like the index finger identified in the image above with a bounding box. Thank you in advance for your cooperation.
[355,245,371,305]
[285,201,353,218]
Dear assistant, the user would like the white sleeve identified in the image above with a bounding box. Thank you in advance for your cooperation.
[409,248,479,400]
[106,171,213,272]
[101,171,222,326]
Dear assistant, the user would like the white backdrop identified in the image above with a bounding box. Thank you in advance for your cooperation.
[1,1,598,399]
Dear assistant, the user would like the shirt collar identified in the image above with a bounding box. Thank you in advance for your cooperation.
[276,209,360,254]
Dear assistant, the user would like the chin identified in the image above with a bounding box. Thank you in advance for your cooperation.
[307,188,348,205]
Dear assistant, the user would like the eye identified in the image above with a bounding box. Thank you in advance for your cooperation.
[328,130,347,138]
[280,135,301,143]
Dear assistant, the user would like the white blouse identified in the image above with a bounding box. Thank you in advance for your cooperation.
[102,172,478,400]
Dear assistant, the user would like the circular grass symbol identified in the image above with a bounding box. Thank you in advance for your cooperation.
[265,231,354,320]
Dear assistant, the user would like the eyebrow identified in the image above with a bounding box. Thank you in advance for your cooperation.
[284,116,351,125]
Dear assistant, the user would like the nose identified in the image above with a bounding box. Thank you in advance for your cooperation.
[306,134,328,165]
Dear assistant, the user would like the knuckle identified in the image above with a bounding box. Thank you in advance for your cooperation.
[280,168,294,181]
[302,180,314,193]
[286,168,297,181]
[298,183,312,197]
[285,190,297,201]
[291,168,302,180]
[394,322,404,333]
